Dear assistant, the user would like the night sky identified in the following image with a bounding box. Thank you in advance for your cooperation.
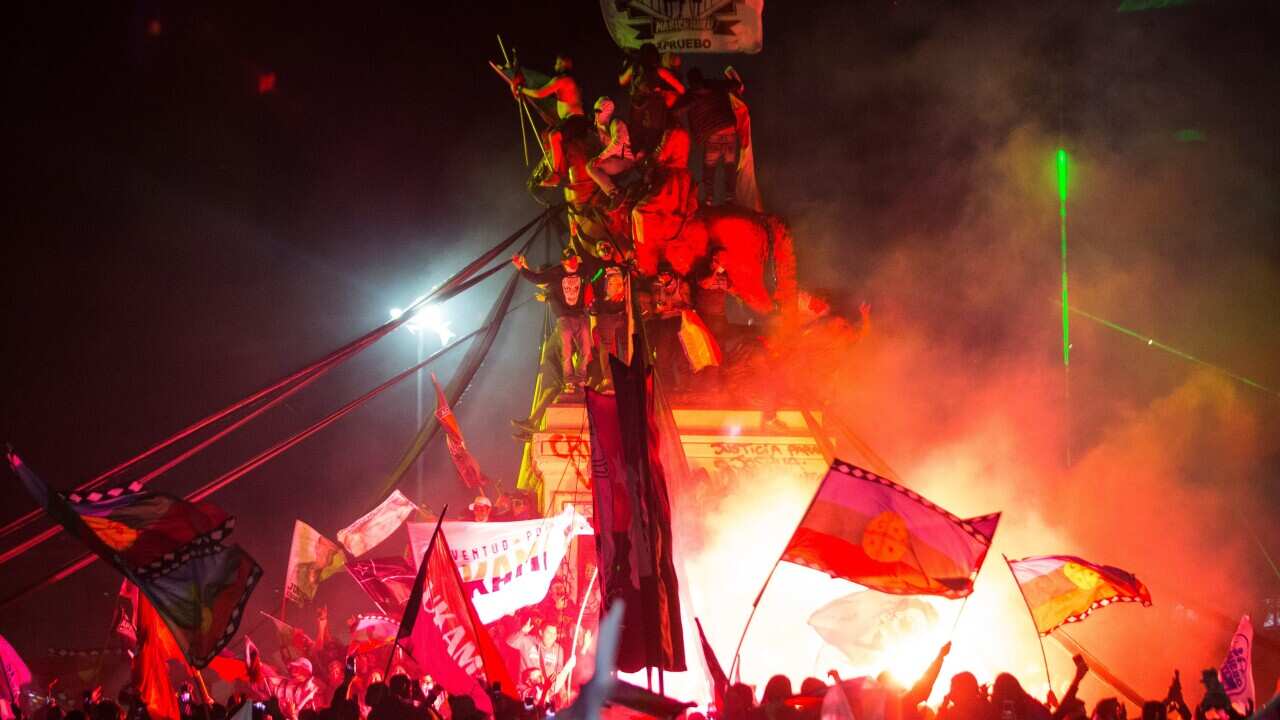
[4,0,1278,684]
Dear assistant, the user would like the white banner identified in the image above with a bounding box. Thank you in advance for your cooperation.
[600,0,764,55]
[338,490,420,557]
[1219,615,1255,713]
[408,506,593,624]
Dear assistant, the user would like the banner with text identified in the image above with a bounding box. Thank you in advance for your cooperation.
[408,506,592,624]
[600,0,764,54]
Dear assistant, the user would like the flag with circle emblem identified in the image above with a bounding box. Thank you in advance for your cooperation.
[1005,555,1152,635]
[780,461,1000,598]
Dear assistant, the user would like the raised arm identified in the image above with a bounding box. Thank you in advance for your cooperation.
[521,75,566,100]
[904,642,951,708]
[1051,655,1090,720]
[513,254,554,284]
[507,618,534,649]
[656,67,685,96]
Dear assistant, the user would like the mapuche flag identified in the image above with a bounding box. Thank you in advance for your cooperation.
[400,520,513,714]
[432,373,485,490]
[8,450,261,668]
[585,353,686,673]
[284,520,346,607]
[782,461,1000,598]
[1005,555,1152,635]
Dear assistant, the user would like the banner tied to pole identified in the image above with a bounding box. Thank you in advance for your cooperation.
[782,460,1000,598]
[600,0,764,54]
[408,506,593,624]
[1006,555,1152,635]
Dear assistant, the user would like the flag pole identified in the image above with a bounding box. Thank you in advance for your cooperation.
[1003,555,1052,693]
[949,594,972,636]
[730,468,829,681]
[728,557,780,683]
[386,506,448,679]
[496,35,529,167]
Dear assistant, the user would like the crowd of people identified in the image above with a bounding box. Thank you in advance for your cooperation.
[17,642,1272,720]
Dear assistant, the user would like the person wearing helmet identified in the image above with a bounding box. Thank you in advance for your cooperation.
[585,96,637,201]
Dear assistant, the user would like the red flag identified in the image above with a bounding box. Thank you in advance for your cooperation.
[782,461,1000,598]
[206,652,248,685]
[432,373,485,489]
[401,521,513,713]
[585,353,685,673]
[114,580,140,649]
[1005,555,1151,635]
[345,556,416,615]
[695,619,728,710]
[133,595,188,720]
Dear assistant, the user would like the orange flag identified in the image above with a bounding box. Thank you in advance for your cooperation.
[432,373,485,489]
[133,594,190,720]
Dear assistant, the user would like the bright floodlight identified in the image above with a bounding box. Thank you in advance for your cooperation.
[389,298,455,346]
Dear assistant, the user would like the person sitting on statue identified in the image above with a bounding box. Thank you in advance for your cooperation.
[672,66,744,206]
[632,124,697,273]
[618,43,684,157]
[513,53,584,188]
[585,96,637,203]
[513,247,601,396]
[649,263,694,392]
[694,247,732,332]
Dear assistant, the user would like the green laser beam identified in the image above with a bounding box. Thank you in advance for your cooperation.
[1055,301,1280,399]
[1057,149,1070,368]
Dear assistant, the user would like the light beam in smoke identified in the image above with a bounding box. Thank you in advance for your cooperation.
[1057,302,1280,398]
[1057,148,1070,369]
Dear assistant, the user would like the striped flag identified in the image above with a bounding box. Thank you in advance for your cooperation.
[1005,555,1152,635]
[782,461,1000,598]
